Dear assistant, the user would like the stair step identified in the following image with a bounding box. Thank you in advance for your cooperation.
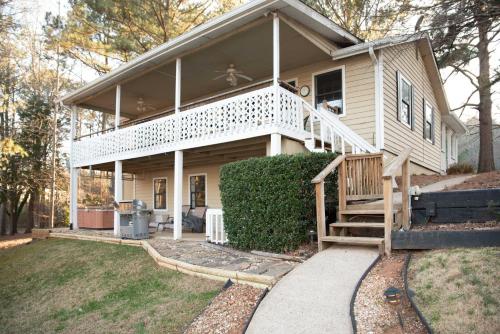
[329,222,384,228]
[339,209,397,215]
[320,236,384,245]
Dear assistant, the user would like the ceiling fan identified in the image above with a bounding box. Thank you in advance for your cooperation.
[213,64,253,87]
[136,97,155,113]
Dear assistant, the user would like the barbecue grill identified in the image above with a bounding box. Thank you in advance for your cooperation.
[116,200,152,239]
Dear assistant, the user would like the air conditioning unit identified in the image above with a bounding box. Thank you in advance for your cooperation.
[206,209,227,244]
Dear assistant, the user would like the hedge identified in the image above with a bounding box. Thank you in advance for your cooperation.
[219,152,338,253]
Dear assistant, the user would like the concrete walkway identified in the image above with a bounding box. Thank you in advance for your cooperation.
[246,246,378,334]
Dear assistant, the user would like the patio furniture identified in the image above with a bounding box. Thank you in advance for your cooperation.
[151,214,173,231]
[183,206,207,233]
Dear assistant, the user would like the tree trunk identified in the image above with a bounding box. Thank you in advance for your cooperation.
[0,203,6,235]
[476,1,495,172]
[9,201,17,235]
[25,191,37,234]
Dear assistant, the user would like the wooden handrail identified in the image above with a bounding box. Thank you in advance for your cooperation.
[311,155,346,184]
[382,147,412,179]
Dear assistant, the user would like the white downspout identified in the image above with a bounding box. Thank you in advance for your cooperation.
[369,47,384,151]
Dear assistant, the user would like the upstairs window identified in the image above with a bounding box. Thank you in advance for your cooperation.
[314,68,345,116]
[424,100,435,143]
[153,178,167,210]
[397,71,414,129]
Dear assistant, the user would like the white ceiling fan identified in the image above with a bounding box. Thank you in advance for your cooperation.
[213,64,253,87]
[136,97,155,113]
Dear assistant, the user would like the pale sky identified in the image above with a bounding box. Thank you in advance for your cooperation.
[22,0,500,123]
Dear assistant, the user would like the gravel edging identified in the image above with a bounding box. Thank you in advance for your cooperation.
[242,287,269,333]
[350,255,381,334]
[403,253,433,334]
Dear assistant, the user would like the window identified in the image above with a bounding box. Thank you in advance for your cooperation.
[424,101,434,143]
[189,175,206,208]
[397,71,413,128]
[153,178,167,210]
[314,68,344,115]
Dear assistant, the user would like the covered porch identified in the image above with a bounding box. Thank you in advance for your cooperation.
[65,8,365,240]
[73,137,271,239]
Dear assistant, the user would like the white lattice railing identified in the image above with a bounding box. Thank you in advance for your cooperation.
[206,208,227,244]
[72,86,304,167]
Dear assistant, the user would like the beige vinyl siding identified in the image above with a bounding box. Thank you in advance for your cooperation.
[122,179,134,200]
[280,54,376,146]
[383,43,442,173]
[132,164,222,215]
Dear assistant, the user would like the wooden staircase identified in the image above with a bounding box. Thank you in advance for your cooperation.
[312,148,413,255]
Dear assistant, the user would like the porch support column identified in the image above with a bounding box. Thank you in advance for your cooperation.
[273,12,280,87]
[114,161,122,236]
[272,12,281,150]
[173,150,183,240]
[174,58,183,240]
[69,105,79,229]
[114,84,122,236]
[175,58,181,113]
[270,133,282,156]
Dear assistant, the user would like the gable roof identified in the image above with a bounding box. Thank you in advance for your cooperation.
[61,0,361,105]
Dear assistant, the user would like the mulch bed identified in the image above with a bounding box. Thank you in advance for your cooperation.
[412,221,499,231]
[395,174,459,191]
[442,171,500,191]
[354,252,426,334]
[185,283,264,334]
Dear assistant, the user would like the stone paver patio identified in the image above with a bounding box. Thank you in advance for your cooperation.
[50,228,296,279]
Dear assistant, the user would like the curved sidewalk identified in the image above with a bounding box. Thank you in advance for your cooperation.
[246,246,378,334]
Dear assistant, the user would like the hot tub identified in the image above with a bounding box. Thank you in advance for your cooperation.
[78,208,114,229]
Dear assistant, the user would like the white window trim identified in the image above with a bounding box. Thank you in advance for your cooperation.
[312,65,346,117]
[188,173,208,207]
[424,100,434,144]
[152,177,168,211]
[398,72,412,129]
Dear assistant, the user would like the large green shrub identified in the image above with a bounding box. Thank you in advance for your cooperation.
[219,152,337,253]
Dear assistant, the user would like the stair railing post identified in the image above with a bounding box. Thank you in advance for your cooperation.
[338,160,347,222]
[401,157,410,230]
[383,177,393,256]
[315,181,326,251]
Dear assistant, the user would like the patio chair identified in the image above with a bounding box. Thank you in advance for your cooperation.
[182,205,191,218]
[182,206,207,233]
[150,214,172,231]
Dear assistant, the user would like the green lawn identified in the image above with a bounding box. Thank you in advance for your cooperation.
[408,247,499,334]
[0,239,222,334]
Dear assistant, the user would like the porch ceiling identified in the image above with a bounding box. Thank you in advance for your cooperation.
[77,19,330,118]
[85,137,268,174]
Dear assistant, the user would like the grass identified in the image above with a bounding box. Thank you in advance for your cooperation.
[408,248,500,334]
[0,239,222,334]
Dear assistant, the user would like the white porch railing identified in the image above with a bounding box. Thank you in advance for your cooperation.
[206,208,227,244]
[303,101,377,154]
[72,86,304,167]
